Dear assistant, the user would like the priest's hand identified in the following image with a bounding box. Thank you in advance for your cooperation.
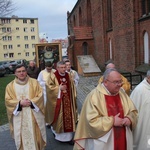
[20,99,31,107]
[114,113,124,127]
[122,117,131,126]
[60,83,67,93]
[60,83,67,90]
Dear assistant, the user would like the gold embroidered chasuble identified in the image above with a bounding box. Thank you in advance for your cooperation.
[39,68,56,82]
[45,71,77,133]
[5,77,46,150]
[73,83,138,150]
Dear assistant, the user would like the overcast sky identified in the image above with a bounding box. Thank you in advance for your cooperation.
[12,0,77,41]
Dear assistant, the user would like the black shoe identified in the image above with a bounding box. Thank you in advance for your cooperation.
[46,124,51,129]
[68,140,74,145]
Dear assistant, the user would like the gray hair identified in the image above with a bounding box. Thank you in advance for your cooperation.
[105,63,115,69]
[103,68,118,81]
[57,61,65,67]
[29,60,36,64]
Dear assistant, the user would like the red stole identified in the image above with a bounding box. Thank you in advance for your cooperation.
[105,94,126,150]
[53,70,73,132]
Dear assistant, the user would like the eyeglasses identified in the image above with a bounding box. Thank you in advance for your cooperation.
[106,79,123,85]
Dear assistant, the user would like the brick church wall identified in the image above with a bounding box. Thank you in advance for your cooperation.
[67,0,150,72]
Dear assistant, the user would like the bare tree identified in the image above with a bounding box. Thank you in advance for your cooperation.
[0,0,16,17]
[0,0,16,41]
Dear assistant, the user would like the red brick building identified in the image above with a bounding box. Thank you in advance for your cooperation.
[67,0,150,73]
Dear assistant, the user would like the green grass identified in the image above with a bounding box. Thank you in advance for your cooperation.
[0,74,15,126]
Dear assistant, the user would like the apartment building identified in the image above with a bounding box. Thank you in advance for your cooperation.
[0,16,39,61]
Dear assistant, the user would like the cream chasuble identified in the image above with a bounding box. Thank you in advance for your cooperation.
[5,77,46,150]
[130,79,150,150]
[14,83,37,150]
[37,69,55,106]
[74,84,138,150]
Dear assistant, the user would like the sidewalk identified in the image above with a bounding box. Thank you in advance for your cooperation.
[0,75,100,150]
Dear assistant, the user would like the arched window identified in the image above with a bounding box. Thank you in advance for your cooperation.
[73,15,76,27]
[79,7,82,26]
[107,0,112,29]
[109,39,112,59]
[82,42,88,55]
[141,0,150,16]
[148,0,150,14]
[68,20,72,35]
[144,32,149,64]
[87,0,92,26]
[142,0,146,15]
[68,37,71,46]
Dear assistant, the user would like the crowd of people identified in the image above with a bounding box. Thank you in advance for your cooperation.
[4,59,150,150]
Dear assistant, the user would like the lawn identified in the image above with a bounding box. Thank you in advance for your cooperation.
[0,74,15,126]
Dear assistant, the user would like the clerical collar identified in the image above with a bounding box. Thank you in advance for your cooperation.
[102,83,118,96]
[58,72,65,76]
[15,76,29,85]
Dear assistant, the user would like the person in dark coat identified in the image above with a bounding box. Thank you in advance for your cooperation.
[27,60,40,79]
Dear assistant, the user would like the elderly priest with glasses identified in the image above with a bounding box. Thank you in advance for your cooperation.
[74,68,138,150]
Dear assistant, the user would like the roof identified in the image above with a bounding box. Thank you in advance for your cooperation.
[0,16,38,20]
[73,27,93,40]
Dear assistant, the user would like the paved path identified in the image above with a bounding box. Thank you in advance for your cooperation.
[0,75,100,150]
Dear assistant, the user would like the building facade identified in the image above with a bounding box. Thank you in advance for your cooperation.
[0,16,39,61]
[67,0,150,73]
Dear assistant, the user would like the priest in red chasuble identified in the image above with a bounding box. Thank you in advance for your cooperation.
[74,68,138,150]
[45,61,77,143]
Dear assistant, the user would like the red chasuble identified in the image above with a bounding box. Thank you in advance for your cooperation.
[105,94,127,150]
[53,70,73,132]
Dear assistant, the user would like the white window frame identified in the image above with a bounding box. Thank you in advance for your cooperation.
[144,32,149,64]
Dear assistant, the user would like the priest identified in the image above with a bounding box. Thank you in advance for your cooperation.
[74,68,137,150]
[45,61,77,144]
[5,64,46,150]
[130,70,150,150]
[65,59,79,87]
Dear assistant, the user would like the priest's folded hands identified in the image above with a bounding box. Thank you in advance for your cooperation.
[20,99,31,107]
[114,113,131,127]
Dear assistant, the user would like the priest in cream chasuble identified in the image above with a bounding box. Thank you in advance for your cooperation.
[5,65,46,150]
[74,68,137,150]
